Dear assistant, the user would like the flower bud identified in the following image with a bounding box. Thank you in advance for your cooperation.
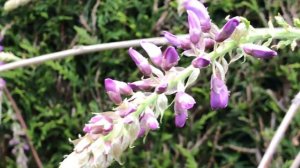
[204,38,215,50]
[0,78,6,89]
[138,108,159,137]
[184,0,211,32]
[180,37,192,50]
[242,44,277,59]
[116,102,137,117]
[161,46,180,71]
[155,82,168,94]
[105,78,122,104]
[174,92,196,127]
[140,42,162,67]
[162,31,192,49]
[210,76,229,110]
[163,31,182,47]
[192,56,210,68]
[215,17,240,42]
[175,110,188,128]
[116,81,133,95]
[175,92,196,110]
[128,80,153,91]
[187,10,201,44]
[83,114,113,135]
[137,127,146,138]
[0,61,6,90]
[128,48,152,76]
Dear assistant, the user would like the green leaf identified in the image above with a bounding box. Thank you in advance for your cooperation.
[176,145,198,168]
[74,26,98,45]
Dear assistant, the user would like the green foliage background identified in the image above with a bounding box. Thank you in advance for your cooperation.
[0,0,299,167]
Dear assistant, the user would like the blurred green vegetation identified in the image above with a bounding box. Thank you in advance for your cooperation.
[0,0,299,167]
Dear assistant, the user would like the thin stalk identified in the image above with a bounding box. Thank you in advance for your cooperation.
[0,36,173,72]
[4,88,44,168]
[258,92,300,168]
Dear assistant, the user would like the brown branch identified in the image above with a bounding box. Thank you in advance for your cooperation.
[4,87,43,168]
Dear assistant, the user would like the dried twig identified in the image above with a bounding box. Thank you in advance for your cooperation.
[91,0,101,33]
[4,87,43,168]
[258,92,300,168]
[227,144,257,154]
[191,127,214,150]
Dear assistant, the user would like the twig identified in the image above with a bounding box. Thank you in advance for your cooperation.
[91,0,101,33]
[4,88,43,168]
[258,92,300,168]
[0,35,174,72]
[191,127,214,149]
[227,144,258,154]
[291,151,300,168]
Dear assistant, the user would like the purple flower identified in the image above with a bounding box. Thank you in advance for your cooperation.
[116,102,137,117]
[204,38,215,50]
[104,78,133,104]
[0,78,6,89]
[0,36,3,52]
[140,42,162,67]
[184,0,211,32]
[192,56,210,68]
[155,82,168,94]
[128,47,152,76]
[210,76,229,110]
[162,31,192,49]
[174,92,196,127]
[138,108,159,137]
[163,31,182,47]
[242,44,277,59]
[215,17,240,42]
[179,37,192,49]
[187,10,201,44]
[83,114,113,135]
[105,78,122,104]
[0,62,6,92]
[116,81,133,95]
[175,111,188,128]
[128,79,153,91]
[161,46,180,71]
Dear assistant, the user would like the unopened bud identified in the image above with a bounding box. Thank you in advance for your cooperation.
[242,44,277,59]
[210,76,229,110]
[128,48,152,76]
[161,46,180,71]
[215,17,240,42]
[192,56,210,68]
[140,42,162,67]
[187,10,201,44]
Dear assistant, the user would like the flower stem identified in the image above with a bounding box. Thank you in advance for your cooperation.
[248,27,300,42]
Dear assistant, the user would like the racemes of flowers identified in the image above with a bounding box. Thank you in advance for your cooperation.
[60,0,300,167]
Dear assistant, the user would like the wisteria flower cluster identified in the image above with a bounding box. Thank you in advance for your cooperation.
[60,0,300,167]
